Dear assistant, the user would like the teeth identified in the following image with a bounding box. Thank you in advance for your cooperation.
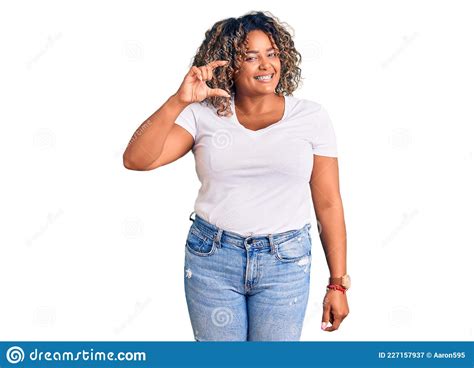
[255,74,273,80]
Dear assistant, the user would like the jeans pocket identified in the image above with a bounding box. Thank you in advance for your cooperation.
[275,231,311,263]
[185,225,217,257]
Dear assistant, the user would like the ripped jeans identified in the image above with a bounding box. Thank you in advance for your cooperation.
[183,211,312,341]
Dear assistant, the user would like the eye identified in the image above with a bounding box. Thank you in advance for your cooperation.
[244,51,279,62]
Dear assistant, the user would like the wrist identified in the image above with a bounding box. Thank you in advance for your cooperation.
[328,273,351,290]
[169,93,190,110]
[326,284,347,294]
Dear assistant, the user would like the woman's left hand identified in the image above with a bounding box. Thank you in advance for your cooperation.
[321,290,349,331]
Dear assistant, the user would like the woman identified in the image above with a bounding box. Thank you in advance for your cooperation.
[123,10,349,341]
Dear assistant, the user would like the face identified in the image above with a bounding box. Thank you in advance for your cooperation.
[233,30,281,97]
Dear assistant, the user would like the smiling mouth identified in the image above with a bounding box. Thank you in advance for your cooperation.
[254,73,274,81]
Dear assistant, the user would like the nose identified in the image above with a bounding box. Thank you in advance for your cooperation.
[258,54,273,69]
[258,60,272,70]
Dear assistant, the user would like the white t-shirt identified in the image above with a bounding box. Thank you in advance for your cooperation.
[175,94,338,236]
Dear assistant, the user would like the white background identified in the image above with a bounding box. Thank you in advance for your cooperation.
[1,0,473,341]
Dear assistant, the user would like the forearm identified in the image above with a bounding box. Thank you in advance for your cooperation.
[314,201,347,278]
[123,93,189,169]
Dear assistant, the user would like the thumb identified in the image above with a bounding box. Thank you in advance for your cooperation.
[207,88,231,98]
[321,306,330,330]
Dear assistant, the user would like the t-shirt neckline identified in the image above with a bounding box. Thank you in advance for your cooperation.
[230,95,289,136]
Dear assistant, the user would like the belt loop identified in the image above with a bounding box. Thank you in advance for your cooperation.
[214,228,223,248]
[189,211,196,222]
[268,233,275,254]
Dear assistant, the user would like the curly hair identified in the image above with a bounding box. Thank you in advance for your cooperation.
[190,10,302,117]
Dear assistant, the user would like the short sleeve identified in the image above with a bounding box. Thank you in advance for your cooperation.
[312,104,338,157]
[175,103,197,139]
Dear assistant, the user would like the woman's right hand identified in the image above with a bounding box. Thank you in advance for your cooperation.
[175,60,231,104]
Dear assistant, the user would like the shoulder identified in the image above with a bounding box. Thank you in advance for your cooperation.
[286,96,330,125]
[287,95,325,114]
[176,101,211,127]
[182,100,205,115]
[287,96,336,136]
[184,100,224,119]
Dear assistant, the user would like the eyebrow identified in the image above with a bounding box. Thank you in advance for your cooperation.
[245,47,277,54]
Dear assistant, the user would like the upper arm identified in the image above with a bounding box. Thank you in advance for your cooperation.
[144,123,194,170]
[144,101,198,170]
[308,101,341,209]
[311,104,338,157]
[309,155,342,211]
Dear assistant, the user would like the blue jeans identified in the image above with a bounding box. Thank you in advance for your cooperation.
[183,211,312,341]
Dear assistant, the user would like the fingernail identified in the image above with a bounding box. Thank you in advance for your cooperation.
[321,322,327,330]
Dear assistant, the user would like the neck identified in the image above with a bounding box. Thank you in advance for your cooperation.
[234,93,281,115]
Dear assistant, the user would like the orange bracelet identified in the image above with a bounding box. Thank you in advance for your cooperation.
[326,284,347,294]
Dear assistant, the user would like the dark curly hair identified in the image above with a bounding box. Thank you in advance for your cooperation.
[190,10,302,117]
